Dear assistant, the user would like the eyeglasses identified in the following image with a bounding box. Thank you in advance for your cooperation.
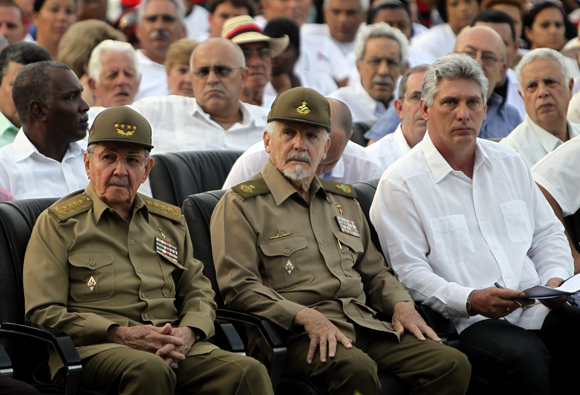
[94,150,147,169]
[459,50,502,67]
[364,57,400,71]
[242,48,273,61]
[192,65,243,78]
[404,92,422,104]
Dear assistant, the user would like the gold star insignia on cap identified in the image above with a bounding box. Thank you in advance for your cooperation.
[116,122,136,136]
[296,101,310,114]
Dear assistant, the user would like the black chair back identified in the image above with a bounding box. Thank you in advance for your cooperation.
[149,150,243,206]
[0,199,57,325]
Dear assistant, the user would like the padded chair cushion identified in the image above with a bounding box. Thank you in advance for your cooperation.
[149,150,243,206]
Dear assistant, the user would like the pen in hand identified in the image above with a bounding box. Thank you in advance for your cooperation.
[494,282,525,310]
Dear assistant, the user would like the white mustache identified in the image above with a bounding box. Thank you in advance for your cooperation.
[284,152,311,164]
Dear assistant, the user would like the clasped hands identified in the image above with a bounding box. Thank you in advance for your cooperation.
[469,277,568,319]
[293,301,440,364]
[107,323,197,369]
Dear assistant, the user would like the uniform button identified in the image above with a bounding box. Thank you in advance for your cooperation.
[284,249,290,254]
[89,260,95,266]
[319,240,324,244]
[144,314,149,319]
[141,293,146,298]
[493,245,498,250]
[278,317,282,322]
[506,275,511,279]
[137,269,142,274]
[480,216,486,221]
[130,240,136,245]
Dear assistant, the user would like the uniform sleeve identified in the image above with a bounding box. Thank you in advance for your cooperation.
[210,192,305,330]
[175,218,217,339]
[24,212,116,346]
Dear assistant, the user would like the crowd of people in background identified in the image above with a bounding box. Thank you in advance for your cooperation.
[3,0,580,393]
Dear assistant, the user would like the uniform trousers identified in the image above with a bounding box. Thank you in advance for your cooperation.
[459,305,580,395]
[79,347,274,395]
[0,375,41,395]
[283,325,471,395]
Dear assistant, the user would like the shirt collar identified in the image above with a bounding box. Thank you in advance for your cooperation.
[261,160,325,205]
[0,111,18,136]
[354,82,387,116]
[85,183,149,224]
[422,132,491,183]
[191,98,254,129]
[523,115,569,153]
[12,130,87,162]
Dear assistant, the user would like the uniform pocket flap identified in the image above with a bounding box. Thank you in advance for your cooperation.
[259,235,307,257]
[333,231,364,253]
[69,251,114,270]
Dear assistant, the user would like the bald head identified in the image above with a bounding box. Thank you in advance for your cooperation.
[316,98,352,176]
[190,37,249,118]
[454,26,507,97]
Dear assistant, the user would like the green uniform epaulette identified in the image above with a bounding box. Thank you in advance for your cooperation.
[143,197,181,222]
[49,192,93,221]
[231,178,270,199]
[320,179,357,198]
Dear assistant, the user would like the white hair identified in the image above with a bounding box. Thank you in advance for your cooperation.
[516,48,571,95]
[323,0,369,13]
[88,40,139,83]
[354,22,408,64]
[138,0,186,25]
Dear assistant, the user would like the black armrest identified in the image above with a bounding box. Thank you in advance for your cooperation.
[216,309,288,390]
[0,322,81,395]
[212,320,245,354]
[0,344,12,377]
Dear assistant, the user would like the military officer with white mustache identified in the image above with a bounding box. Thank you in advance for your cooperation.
[211,87,471,395]
[328,22,408,123]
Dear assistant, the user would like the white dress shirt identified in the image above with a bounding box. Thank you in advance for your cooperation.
[328,82,387,122]
[532,135,580,216]
[134,50,169,101]
[222,139,384,189]
[409,23,456,60]
[370,132,573,334]
[184,4,210,39]
[296,33,352,82]
[0,130,89,199]
[500,115,580,167]
[567,90,580,124]
[130,95,268,155]
[505,69,526,119]
[365,123,411,169]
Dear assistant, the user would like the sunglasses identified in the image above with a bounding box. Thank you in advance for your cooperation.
[192,65,244,78]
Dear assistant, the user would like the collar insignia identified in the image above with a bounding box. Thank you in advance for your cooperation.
[336,184,352,194]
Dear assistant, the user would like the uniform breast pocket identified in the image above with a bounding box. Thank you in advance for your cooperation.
[430,215,475,263]
[158,255,187,297]
[68,251,114,302]
[259,235,312,290]
[333,231,364,278]
[500,200,531,244]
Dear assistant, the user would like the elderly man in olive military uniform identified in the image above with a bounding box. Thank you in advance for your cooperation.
[211,87,471,395]
[23,106,273,395]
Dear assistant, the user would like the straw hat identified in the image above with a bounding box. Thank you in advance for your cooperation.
[221,15,289,57]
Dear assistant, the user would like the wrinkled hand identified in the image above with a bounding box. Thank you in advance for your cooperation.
[392,301,440,342]
[470,287,534,319]
[107,323,184,354]
[156,326,197,369]
[293,308,352,364]
[539,277,569,310]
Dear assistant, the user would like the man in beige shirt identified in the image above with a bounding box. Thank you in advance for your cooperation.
[211,87,471,395]
[23,106,273,395]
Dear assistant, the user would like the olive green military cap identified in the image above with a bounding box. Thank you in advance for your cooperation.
[267,87,331,131]
[88,106,154,150]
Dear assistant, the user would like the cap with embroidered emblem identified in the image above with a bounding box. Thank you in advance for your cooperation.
[88,106,154,150]
[267,87,330,131]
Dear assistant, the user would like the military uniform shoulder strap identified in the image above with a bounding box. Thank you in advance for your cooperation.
[319,179,357,199]
[49,192,93,221]
[142,196,182,222]
[231,178,270,199]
